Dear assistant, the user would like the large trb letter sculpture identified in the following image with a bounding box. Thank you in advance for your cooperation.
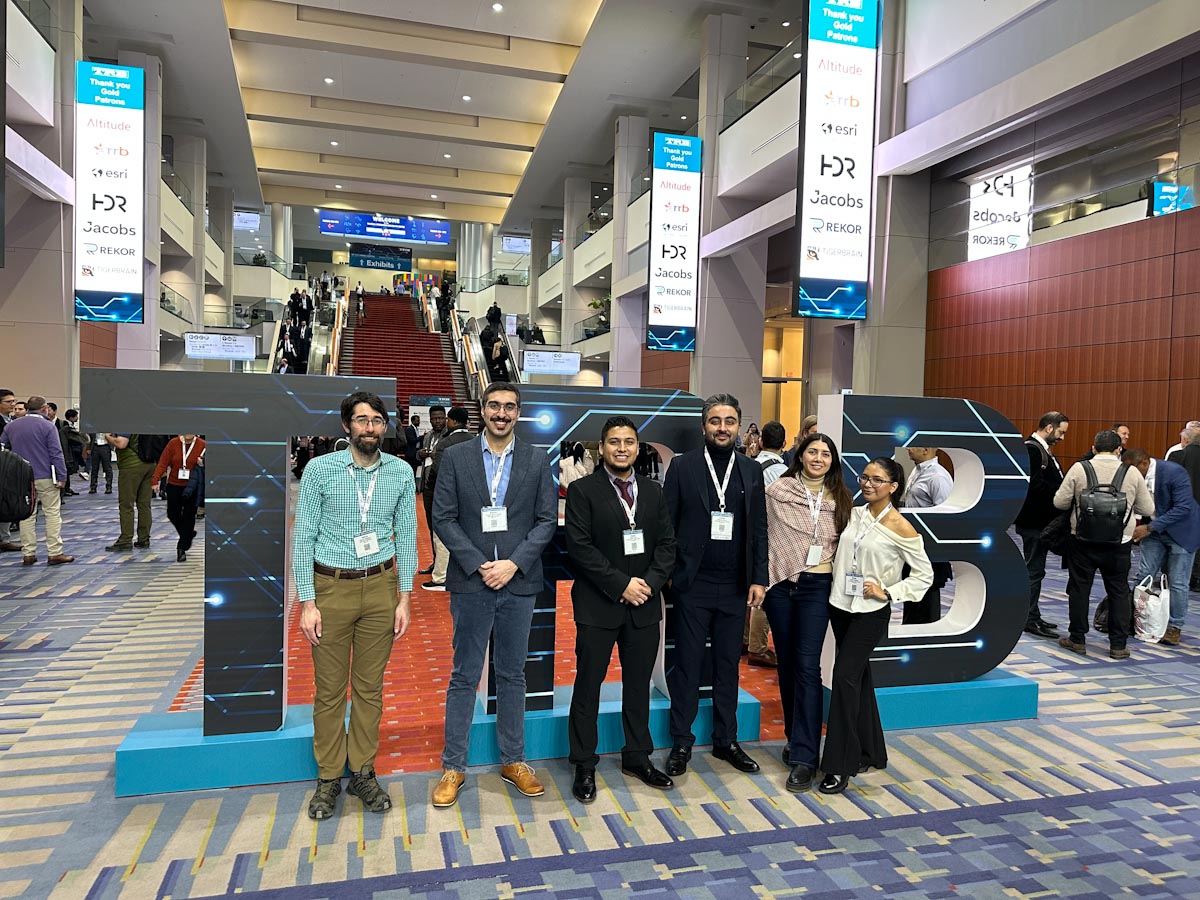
[81,369,396,736]
[820,393,1031,686]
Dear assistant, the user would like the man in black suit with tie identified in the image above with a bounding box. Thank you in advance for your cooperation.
[565,416,677,803]
[663,393,767,776]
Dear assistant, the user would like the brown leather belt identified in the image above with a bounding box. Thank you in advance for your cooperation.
[314,557,394,580]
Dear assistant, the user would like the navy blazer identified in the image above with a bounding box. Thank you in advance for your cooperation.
[662,448,769,594]
[1149,458,1200,553]
[431,434,558,594]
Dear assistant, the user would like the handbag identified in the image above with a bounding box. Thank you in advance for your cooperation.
[1133,575,1170,643]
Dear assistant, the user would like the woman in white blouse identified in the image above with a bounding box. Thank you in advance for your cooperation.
[820,457,933,795]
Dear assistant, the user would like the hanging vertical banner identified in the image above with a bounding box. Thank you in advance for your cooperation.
[794,0,880,320]
[74,61,146,324]
[647,132,702,352]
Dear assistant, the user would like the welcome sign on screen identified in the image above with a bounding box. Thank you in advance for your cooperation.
[319,210,451,246]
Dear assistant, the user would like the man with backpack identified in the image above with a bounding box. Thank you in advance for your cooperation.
[104,433,169,551]
[1,396,73,566]
[1053,430,1154,659]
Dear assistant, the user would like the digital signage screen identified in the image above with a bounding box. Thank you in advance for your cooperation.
[74,61,145,324]
[646,132,702,352]
[318,210,451,246]
[793,0,880,321]
[233,211,261,231]
[1153,182,1195,217]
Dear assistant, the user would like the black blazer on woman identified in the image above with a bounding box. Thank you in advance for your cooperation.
[564,469,676,629]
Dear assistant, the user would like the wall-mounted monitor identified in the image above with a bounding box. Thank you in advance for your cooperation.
[524,350,581,376]
[318,210,451,245]
[233,211,261,231]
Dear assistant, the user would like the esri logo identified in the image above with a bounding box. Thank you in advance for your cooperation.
[821,122,858,137]
[819,155,855,178]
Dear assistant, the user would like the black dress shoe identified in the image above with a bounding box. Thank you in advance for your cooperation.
[665,746,691,777]
[621,762,674,790]
[418,566,433,575]
[781,746,791,766]
[1038,619,1058,630]
[134,540,151,548]
[177,549,187,563]
[572,767,596,803]
[818,773,850,794]
[786,765,814,793]
[1024,621,1057,639]
[712,742,760,773]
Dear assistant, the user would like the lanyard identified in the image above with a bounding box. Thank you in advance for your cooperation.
[803,483,824,531]
[180,439,196,468]
[851,504,891,570]
[611,477,638,529]
[703,448,735,513]
[484,438,512,506]
[348,463,380,530]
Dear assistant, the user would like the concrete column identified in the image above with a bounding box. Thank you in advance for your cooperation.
[270,201,292,273]
[115,50,163,372]
[206,186,236,315]
[690,13,766,423]
[561,176,593,382]
[526,217,553,319]
[851,0,929,396]
[609,115,650,388]
[0,0,84,406]
[457,222,494,286]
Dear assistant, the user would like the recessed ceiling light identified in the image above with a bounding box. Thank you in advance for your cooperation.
[430,194,438,199]
[599,275,605,279]
[594,195,599,199]
[443,153,452,159]
[324,77,334,85]
[746,55,750,60]
[680,115,687,120]
[793,52,801,59]
[643,176,650,181]
[462,95,471,102]
[492,2,503,10]
[782,20,791,27]
[313,207,319,212]
[335,184,342,189]
[603,186,609,190]
[330,140,339,146]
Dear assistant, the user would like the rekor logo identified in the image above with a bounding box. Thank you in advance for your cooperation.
[810,218,863,235]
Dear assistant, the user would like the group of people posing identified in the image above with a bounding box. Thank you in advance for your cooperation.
[291,383,937,821]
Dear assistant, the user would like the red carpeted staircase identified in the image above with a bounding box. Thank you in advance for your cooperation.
[339,294,478,424]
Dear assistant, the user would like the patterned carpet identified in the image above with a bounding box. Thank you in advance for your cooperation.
[1,488,1199,898]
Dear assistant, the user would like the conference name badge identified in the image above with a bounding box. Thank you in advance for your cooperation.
[844,573,864,597]
[354,531,380,558]
[481,506,508,533]
[806,544,822,567]
[710,511,734,541]
[177,467,190,481]
[623,529,645,556]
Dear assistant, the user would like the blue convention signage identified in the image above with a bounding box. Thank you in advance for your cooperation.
[74,61,146,323]
[646,133,702,352]
[349,251,412,272]
[794,0,881,321]
[319,210,451,245]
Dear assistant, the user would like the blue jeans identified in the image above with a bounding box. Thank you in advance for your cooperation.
[442,588,535,772]
[762,573,832,770]
[1136,531,1196,628]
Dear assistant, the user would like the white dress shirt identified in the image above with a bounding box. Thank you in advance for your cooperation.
[830,506,935,613]
[904,459,953,509]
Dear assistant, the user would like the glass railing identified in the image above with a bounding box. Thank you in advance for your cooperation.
[722,41,803,131]
[544,243,564,270]
[513,316,560,346]
[573,311,610,343]
[14,0,53,48]
[205,298,287,328]
[630,162,653,202]
[159,284,193,325]
[205,216,224,247]
[459,269,531,293]
[574,199,614,248]
[162,164,193,209]
[233,246,288,276]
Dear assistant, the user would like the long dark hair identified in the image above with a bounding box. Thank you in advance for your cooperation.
[782,432,854,534]
[865,456,907,507]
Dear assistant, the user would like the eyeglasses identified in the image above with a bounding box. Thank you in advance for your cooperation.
[485,401,520,413]
[858,475,895,487]
[351,416,386,428]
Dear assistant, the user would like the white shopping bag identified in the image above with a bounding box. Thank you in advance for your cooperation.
[1133,575,1170,643]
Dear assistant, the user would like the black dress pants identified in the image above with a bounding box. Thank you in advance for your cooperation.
[568,611,659,769]
[1016,526,1051,625]
[820,604,889,777]
[165,484,198,553]
[422,489,436,561]
[1066,539,1132,648]
[901,561,952,625]
[668,583,744,749]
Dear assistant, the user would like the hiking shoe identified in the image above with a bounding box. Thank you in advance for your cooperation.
[1058,636,1087,656]
[347,766,392,813]
[1109,647,1131,660]
[1161,626,1182,646]
[105,542,133,552]
[500,762,545,797]
[307,778,341,820]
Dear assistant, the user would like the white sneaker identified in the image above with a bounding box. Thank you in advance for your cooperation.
[423,581,446,592]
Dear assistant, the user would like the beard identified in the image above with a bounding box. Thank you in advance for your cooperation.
[351,434,380,457]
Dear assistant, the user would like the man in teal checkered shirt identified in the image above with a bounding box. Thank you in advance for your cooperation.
[293,390,418,820]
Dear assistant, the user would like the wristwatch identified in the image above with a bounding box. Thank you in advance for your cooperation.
[883,588,893,602]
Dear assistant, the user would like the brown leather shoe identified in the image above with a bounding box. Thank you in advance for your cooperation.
[1160,626,1182,646]
[500,762,545,797]
[22,555,36,566]
[47,554,75,566]
[0,541,23,552]
[431,770,466,808]
[748,649,778,668]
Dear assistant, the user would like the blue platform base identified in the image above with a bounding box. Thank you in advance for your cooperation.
[115,705,319,797]
[823,668,1039,731]
[467,685,761,766]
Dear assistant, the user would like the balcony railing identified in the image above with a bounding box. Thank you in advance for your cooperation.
[159,284,193,325]
[205,215,224,246]
[233,246,289,277]
[574,199,613,248]
[573,311,610,343]
[14,0,53,48]
[630,162,653,202]
[460,268,531,293]
[162,164,193,209]
[722,40,803,131]
[544,243,564,270]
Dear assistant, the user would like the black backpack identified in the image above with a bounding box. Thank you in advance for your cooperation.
[135,434,171,465]
[0,449,35,522]
[1075,461,1132,544]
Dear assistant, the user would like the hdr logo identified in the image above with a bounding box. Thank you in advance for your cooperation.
[820,154,855,178]
[92,194,128,212]
[661,244,687,260]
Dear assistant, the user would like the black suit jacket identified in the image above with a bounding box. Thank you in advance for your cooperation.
[565,470,676,629]
[1169,444,1200,504]
[662,448,768,594]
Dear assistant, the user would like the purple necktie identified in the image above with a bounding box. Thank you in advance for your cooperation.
[616,478,634,508]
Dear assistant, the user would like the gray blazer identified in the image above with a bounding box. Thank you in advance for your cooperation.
[431,434,558,594]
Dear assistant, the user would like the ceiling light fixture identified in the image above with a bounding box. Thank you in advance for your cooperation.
[430,194,438,199]
[782,20,791,26]
[443,153,452,159]
[594,195,599,199]
[324,77,334,84]
[492,2,503,10]
[793,52,801,59]
[330,140,339,146]
[462,95,471,102]
[680,115,687,120]
[313,207,319,212]
[335,184,342,189]
[345,242,351,247]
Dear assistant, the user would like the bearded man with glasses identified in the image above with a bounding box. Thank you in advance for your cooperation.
[430,381,558,808]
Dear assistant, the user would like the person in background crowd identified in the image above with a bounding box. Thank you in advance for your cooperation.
[558,442,595,498]
[1,396,74,566]
[741,420,789,670]
[0,390,21,550]
[821,457,933,794]
[1081,424,1131,461]
[46,403,78,498]
[1166,420,1200,459]
[403,415,420,470]
[88,432,113,493]
[757,421,788,486]
[1053,430,1154,660]
[104,434,157,552]
[663,393,768,779]
[764,432,853,792]
[63,410,89,486]
[784,415,819,467]
[423,406,473,591]
[486,301,503,331]
[12,401,26,418]
[1167,423,1200,592]
[1015,412,1070,640]
[417,406,448,575]
[564,416,677,803]
[1124,448,1200,646]
[152,433,206,563]
[900,447,955,625]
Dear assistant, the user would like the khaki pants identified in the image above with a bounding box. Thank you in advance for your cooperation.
[432,530,450,584]
[311,565,398,779]
[19,479,63,557]
[744,607,769,656]
[117,459,155,544]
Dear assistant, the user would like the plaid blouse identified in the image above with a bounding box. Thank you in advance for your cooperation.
[766,476,843,588]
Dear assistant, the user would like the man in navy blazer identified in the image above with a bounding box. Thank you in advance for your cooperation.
[662,393,769,777]
[430,382,557,808]
[1126,448,1200,646]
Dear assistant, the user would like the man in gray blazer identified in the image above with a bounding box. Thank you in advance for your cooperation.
[430,382,557,808]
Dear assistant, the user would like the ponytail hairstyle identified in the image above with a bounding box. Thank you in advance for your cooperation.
[782,432,854,534]
[865,456,907,508]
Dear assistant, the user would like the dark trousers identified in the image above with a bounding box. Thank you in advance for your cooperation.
[668,584,744,748]
[89,446,113,489]
[1066,539,1132,648]
[820,604,889,777]
[901,561,953,625]
[422,489,436,561]
[568,612,659,769]
[1016,526,1050,625]
[763,573,832,769]
[165,484,198,552]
